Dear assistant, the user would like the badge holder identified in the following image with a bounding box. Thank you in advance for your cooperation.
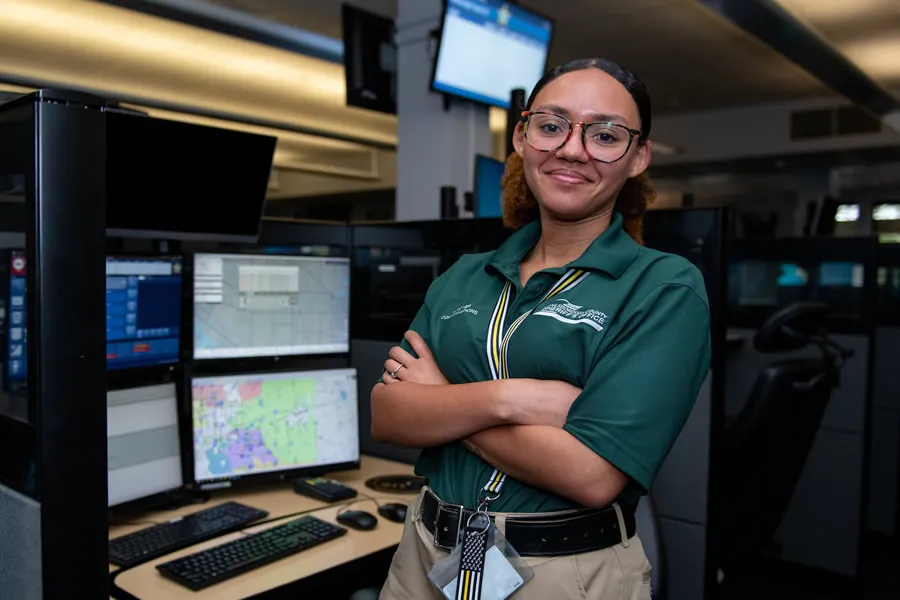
[427,490,533,600]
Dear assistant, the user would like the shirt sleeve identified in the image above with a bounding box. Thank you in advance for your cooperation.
[374,272,448,384]
[562,282,711,493]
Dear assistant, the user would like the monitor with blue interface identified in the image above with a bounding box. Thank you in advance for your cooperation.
[819,262,863,288]
[474,154,504,218]
[432,0,553,108]
[191,367,359,484]
[5,250,26,386]
[193,253,350,360]
[106,256,183,370]
[777,263,809,287]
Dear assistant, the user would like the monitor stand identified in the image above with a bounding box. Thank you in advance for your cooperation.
[153,489,211,511]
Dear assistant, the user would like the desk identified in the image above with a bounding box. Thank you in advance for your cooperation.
[111,456,414,599]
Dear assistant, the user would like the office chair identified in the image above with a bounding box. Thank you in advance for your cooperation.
[716,301,853,579]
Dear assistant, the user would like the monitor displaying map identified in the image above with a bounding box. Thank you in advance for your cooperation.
[193,253,350,359]
[191,367,359,483]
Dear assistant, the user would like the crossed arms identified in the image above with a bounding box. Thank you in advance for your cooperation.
[370,332,627,509]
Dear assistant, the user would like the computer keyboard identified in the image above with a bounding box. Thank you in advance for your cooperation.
[109,501,269,568]
[156,515,347,591]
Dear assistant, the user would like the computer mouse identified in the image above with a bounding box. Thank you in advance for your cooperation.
[378,502,408,523]
[337,510,378,531]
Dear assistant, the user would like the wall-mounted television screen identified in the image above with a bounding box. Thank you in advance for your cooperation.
[431,0,553,109]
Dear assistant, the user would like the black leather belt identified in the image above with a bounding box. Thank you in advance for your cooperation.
[420,489,636,557]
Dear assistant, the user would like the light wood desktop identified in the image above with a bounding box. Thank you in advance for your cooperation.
[111,455,415,600]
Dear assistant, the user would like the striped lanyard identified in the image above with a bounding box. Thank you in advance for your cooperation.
[478,267,590,505]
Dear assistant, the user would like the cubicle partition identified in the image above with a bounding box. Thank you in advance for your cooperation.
[870,243,900,542]
[0,91,109,600]
[643,207,730,600]
[349,218,509,464]
[727,237,878,578]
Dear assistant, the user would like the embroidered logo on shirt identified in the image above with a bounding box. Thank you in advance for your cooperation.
[533,299,607,331]
[441,304,479,320]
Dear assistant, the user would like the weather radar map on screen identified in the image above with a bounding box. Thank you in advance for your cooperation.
[193,253,350,359]
[191,368,359,483]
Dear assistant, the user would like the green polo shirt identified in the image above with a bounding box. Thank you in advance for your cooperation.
[390,212,711,513]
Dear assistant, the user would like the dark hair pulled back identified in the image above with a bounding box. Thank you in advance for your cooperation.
[501,58,656,244]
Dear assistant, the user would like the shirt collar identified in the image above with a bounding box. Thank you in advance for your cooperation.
[486,212,639,280]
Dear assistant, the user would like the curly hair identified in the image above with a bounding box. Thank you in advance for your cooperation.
[500,58,656,245]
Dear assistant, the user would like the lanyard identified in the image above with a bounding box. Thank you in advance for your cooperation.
[477,267,590,507]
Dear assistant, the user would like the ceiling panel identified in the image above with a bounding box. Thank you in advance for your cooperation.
[775,0,900,88]
[542,0,834,113]
[206,0,396,39]
[202,0,835,114]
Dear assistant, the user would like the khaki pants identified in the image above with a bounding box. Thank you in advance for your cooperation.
[379,491,652,600]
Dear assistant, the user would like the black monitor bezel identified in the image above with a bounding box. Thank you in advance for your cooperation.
[104,110,276,244]
[183,364,361,490]
[340,2,398,115]
[429,0,555,110]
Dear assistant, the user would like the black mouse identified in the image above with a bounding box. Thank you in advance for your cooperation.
[337,510,378,531]
[378,502,407,523]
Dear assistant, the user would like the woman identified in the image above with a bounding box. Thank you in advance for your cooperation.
[371,58,711,600]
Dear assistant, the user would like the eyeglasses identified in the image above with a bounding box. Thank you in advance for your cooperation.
[521,111,642,163]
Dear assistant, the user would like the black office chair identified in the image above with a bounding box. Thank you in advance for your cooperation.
[716,301,853,578]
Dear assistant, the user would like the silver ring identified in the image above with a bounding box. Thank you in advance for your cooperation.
[389,364,404,378]
[465,511,491,534]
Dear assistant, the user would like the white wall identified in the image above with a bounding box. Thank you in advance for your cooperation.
[266,148,397,199]
[653,96,900,165]
[393,0,493,221]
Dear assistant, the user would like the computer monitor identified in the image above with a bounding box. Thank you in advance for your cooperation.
[819,262,864,288]
[431,0,554,108]
[190,367,359,485]
[106,256,183,370]
[105,111,276,242]
[193,253,350,359]
[473,154,504,218]
[107,383,183,507]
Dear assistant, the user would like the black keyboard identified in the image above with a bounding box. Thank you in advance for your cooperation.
[156,515,347,591]
[109,501,269,568]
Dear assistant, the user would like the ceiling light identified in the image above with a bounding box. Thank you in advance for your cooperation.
[839,36,900,81]
[873,203,900,221]
[774,0,896,27]
[835,204,860,222]
[0,0,396,147]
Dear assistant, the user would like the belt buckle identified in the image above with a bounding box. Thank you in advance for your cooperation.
[432,500,464,551]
